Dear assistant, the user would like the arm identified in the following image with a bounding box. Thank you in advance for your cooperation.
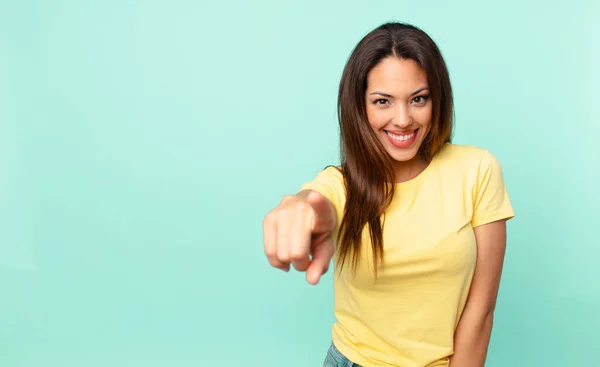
[449,219,508,367]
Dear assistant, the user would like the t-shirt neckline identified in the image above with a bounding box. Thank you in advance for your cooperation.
[394,143,448,188]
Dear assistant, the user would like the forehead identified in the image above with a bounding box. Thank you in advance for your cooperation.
[366,57,428,92]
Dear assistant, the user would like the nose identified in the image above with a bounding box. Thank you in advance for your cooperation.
[391,105,412,128]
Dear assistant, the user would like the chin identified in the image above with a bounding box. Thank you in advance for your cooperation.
[388,149,420,163]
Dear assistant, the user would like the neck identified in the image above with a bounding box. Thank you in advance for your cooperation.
[393,154,429,183]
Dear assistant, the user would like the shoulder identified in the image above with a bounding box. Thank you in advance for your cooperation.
[300,165,346,211]
[300,165,345,194]
[309,165,344,186]
[435,143,501,172]
[321,165,344,177]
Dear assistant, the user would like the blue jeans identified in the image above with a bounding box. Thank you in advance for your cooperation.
[323,342,363,367]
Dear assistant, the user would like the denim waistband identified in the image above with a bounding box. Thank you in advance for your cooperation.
[323,342,362,367]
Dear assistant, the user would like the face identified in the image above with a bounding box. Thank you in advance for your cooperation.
[365,57,432,164]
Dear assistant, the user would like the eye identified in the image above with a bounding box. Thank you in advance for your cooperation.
[412,95,430,105]
[373,98,390,106]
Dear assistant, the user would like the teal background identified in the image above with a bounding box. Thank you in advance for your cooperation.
[1,1,598,366]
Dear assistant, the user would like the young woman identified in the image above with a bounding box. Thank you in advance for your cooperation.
[262,22,514,367]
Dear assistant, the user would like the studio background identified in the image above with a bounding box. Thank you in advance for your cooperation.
[1,1,598,366]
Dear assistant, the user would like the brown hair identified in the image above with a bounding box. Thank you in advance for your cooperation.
[336,22,454,276]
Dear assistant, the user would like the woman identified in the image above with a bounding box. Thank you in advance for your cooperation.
[262,22,514,367]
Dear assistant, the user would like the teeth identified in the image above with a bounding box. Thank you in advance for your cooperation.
[386,131,415,141]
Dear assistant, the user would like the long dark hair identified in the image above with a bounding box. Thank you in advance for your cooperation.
[336,22,454,276]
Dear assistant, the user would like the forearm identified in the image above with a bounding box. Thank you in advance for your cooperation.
[449,311,494,367]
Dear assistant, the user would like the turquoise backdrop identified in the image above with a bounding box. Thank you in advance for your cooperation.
[1,1,598,366]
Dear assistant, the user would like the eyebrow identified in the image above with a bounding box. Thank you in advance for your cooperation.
[369,87,430,98]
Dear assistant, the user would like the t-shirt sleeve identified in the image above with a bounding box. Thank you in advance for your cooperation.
[299,166,346,232]
[471,150,515,227]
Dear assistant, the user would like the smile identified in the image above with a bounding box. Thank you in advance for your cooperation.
[385,129,417,141]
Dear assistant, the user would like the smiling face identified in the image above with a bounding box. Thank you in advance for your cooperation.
[365,57,433,166]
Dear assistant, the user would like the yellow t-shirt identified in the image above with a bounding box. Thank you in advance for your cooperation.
[300,143,514,367]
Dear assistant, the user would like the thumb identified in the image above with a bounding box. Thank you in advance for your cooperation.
[306,237,334,285]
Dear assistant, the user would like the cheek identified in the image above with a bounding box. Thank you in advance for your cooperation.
[415,106,433,128]
[366,107,389,130]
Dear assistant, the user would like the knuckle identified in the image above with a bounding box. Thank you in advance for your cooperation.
[292,262,308,271]
[263,211,277,224]
[279,194,295,205]
[277,199,313,219]
[289,247,307,260]
[265,254,280,266]
[264,245,276,256]
[299,201,315,215]
[277,247,290,261]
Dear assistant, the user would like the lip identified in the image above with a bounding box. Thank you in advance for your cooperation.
[385,128,419,135]
[384,128,419,148]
